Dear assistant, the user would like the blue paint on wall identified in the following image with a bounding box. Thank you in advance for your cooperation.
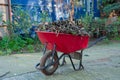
[51,0,56,21]
[11,0,100,22]
[93,0,100,17]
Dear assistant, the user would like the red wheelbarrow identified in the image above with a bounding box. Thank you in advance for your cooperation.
[35,31,90,75]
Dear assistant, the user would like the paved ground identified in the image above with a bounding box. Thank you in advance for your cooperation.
[0,41,120,80]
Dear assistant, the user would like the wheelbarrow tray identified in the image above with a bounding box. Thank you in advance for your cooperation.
[36,31,89,53]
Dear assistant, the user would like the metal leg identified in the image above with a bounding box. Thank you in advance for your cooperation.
[51,44,57,62]
[79,50,84,69]
[67,50,84,71]
[43,43,47,55]
[60,55,66,66]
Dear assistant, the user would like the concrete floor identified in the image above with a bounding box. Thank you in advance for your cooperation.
[0,41,120,80]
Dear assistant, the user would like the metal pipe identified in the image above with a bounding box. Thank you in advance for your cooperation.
[0,4,8,6]
[7,0,12,22]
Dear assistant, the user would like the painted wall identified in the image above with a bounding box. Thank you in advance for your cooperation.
[11,0,100,22]
[0,0,9,22]
[11,0,71,22]
[0,0,9,37]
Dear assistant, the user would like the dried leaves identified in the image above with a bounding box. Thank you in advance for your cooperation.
[38,20,89,36]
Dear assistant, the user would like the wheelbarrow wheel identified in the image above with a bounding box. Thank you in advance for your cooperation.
[40,51,59,75]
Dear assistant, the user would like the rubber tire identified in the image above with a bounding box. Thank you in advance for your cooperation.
[40,51,59,75]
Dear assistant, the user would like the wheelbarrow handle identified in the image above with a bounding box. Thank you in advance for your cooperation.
[87,36,106,48]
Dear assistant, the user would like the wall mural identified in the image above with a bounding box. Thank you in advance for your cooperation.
[11,0,72,23]
[11,0,100,23]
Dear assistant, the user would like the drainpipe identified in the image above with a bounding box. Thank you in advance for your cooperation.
[7,0,13,36]
[8,0,12,22]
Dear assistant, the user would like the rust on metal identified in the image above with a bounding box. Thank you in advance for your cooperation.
[70,52,82,60]
[0,4,8,6]
[7,0,12,22]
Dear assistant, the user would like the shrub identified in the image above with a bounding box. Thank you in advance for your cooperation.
[0,35,40,55]
[103,2,120,16]
[27,45,35,53]
[0,51,4,56]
